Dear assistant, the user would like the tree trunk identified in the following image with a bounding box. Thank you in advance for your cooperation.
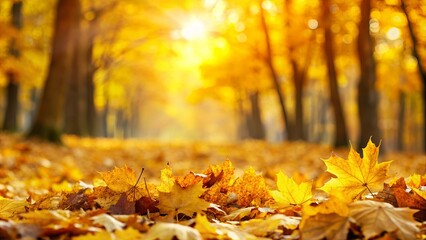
[259,2,291,140]
[86,20,98,137]
[323,0,349,147]
[291,61,305,140]
[27,0,80,143]
[357,0,381,148]
[3,1,23,132]
[401,0,426,152]
[64,8,91,136]
[397,92,406,150]
[247,91,265,139]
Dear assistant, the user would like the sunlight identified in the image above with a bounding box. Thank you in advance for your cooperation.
[386,27,401,40]
[181,19,208,40]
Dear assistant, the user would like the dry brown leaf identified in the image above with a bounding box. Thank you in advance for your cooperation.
[349,200,420,240]
[300,213,350,240]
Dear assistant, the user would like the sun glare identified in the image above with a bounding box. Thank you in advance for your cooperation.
[181,19,208,40]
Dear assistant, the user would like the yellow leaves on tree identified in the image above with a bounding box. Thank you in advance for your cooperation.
[320,139,392,200]
[269,171,312,207]
[349,200,420,240]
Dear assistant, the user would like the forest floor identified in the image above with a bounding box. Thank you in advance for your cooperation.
[0,133,425,239]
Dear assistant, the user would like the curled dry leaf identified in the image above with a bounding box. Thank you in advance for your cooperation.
[300,213,350,240]
[349,200,420,240]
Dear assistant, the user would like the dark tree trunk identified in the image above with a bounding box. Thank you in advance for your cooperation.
[397,92,406,150]
[86,21,98,137]
[27,0,80,143]
[64,8,91,136]
[291,61,304,140]
[401,0,426,152]
[323,0,349,147]
[3,1,23,132]
[357,0,381,148]
[259,2,291,140]
[246,91,265,139]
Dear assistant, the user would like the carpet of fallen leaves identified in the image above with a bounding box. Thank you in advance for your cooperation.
[0,133,425,239]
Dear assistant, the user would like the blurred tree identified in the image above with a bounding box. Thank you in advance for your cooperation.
[2,0,22,132]
[64,1,117,137]
[283,0,313,141]
[401,0,426,152]
[357,0,381,148]
[259,1,291,140]
[322,0,348,147]
[27,0,80,142]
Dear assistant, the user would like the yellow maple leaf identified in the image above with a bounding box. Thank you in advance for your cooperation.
[320,140,392,200]
[158,181,210,217]
[0,197,28,219]
[349,200,420,240]
[269,171,312,207]
[99,166,151,201]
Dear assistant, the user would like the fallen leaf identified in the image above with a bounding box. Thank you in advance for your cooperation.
[201,160,234,205]
[158,182,210,217]
[72,230,112,240]
[269,171,312,207]
[145,222,201,240]
[99,166,148,201]
[0,197,28,219]
[157,165,174,193]
[108,193,135,215]
[114,227,144,240]
[391,178,426,210]
[221,207,256,221]
[349,200,420,240]
[303,192,350,217]
[175,172,203,188]
[320,140,392,200]
[299,213,350,240]
[240,214,300,236]
[230,167,271,207]
[194,214,218,238]
[91,213,125,232]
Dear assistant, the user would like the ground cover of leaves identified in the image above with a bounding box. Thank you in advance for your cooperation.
[0,133,425,239]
